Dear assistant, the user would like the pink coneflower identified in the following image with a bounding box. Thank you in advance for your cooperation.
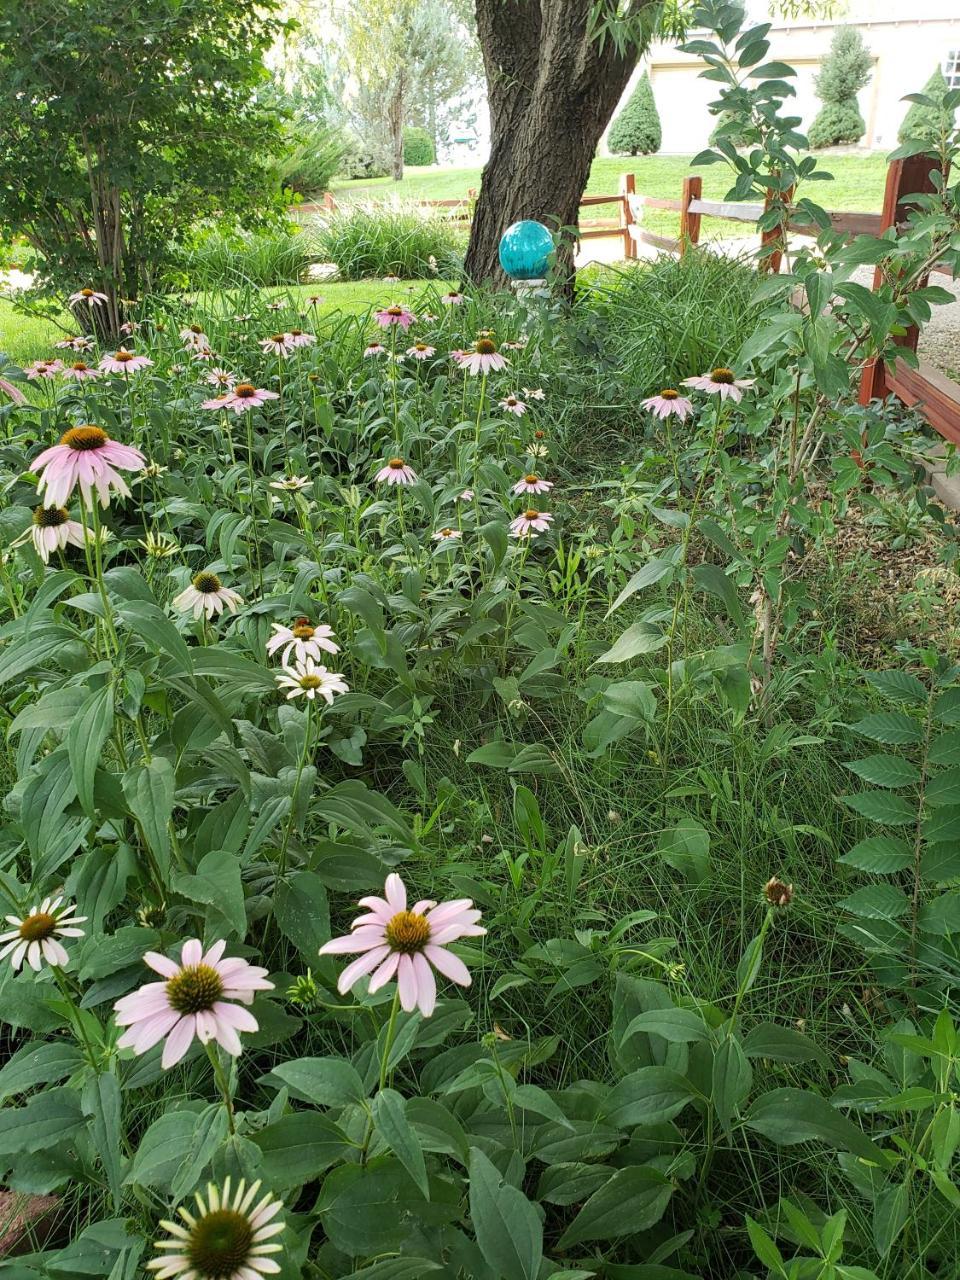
[682,367,755,403]
[457,489,474,502]
[522,386,546,402]
[100,349,153,374]
[363,341,387,358]
[191,346,217,363]
[499,395,527,416]
[260,334,293,357]
[319,873,484,1017]
[274,657,349,704]
[204,367,236,388]
[406,342,436,361]
[62,360,101,381]
[34,425,145,509]
[503,339,528,352]
[512,472,553,496]
[55,336,94,352]
[201,394,233,411]
[267,618,339,666]
[374,305,416,330]
[433,527,462,542]
[285,329,316,348]
[510,508,553,538]
[265,300,285,313]
[375,457,417,486]
[113,938,273,1068]
[440,291,465,305]
[147,1178,284,1280]
[224,383,279,414]
[68,288,108,308]
[172,571,242,620]
[0,896,86,971]
[456,337,508,376]
[642,389,694,421]
[25,360,63,380]
[24,505,86,562]
[120,320,141,336]
[180,325,209,347]
[0,378,26,405]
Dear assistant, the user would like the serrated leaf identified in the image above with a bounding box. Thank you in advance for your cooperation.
[839,883,909,919]
[866,670,927,704]
[841,792,916,826]
[839,836,912,874]
[848,713,922,745]
[843,755,920,788]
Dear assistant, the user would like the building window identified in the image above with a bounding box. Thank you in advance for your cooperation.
[944,50,960,90]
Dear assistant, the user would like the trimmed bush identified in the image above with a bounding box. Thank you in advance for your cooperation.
[403,126,437,167]
[278,121,345,198]
[808,27,871,148]
[338,136,391,180]
[899,67,953,145]
[608,73,661,156]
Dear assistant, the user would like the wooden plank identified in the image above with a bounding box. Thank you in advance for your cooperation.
[579,193,625,207]
[579,227,623,239]
[628,194,684,211]
[687,198,764,222]
[619,173,637,260]
[631,227,681,253]
[679,175,702,255]
[886,358,960,445]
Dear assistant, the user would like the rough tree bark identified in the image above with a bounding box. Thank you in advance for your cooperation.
[465,0,657,287]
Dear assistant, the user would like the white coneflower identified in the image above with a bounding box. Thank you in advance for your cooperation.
[274,656,349,704]
[432,527,462,543]
[138,530,180,558]
[180,324,209,347]
[146,1178,284,1280]
[17,505,86,563]
[0,897,87,971]
[172,572,243,620]
[260,334,294,358]
[266,619,339,666]
[268,476,310,493]
[522,386,546,401]
[682,367,755,403]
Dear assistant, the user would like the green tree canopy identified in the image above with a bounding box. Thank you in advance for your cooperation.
[0,0,290,331]
[899,66,955,146]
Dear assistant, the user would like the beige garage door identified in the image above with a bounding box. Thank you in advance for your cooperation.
[649,65,718,154]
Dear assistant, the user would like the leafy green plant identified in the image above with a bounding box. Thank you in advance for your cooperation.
[306,200,465,279]
[403,125,437,167]
[899,67,954,146]
[172,224,312,288]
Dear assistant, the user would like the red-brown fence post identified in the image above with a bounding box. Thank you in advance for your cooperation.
[679,176,702,256]
[619,172,637,260]
[859,155,943,405]
[759,185,793,274]
[322,191,336,212]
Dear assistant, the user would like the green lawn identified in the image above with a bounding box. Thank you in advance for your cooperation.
[334,153,891,216]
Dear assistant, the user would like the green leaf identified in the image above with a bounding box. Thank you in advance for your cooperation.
[600,1066,694,1129]
[117,599,193,672]
[743,1023,831,1070]
[372,1089,429,1199]
[866,672,929,705]
[848,713,922,745]
[266,1057,366,1108]
[713,1036,753,1132]
[347,1263,443,1280]
[924,766,960,808]
[468,1147,543,1280]
[746,1088,890,1165]
[745,1215,785,1271]
[172,850,246,937]
[841,792,916,826]
[0,1041,83,1102]
[622,1008,709,1044]
[317,1158,459,1256]
[595,623,667,665]
[917,892,960,935]
[843,755,920,788]
[251,1112,352,1189]
[124,1110,199,1190]
[839,883,909,919]
[557,1165,673,1249]
[839,836,912,874]
[606,559,673,616]
[601,680,658,722]
[123,757,175,878]
[0,1088,84,1154]
[275,871,330,957]
[692,563,743,623]
[68,684,115,817]
[171,1102,230,1200]
[82,1073,123,1211]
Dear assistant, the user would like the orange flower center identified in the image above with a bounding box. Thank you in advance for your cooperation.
[113,350,134,362]
[80,289,94,298]
[524,474,539,484]
[292,621,315,639]
[269,334,286,344]
[388,458,405,469]
[166,963,223,1014]
[710,367,734,384]
[71,362,89,371]
[661,388,679,399]
[60,425,108,451]
[18,912,56,942]
[386,307,403,317]
[233,383,256,397]
[385,910,430,953]
[523,509,540,521]
[475,339,496,355]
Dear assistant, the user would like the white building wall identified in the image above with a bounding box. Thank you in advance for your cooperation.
[606,0,960,155]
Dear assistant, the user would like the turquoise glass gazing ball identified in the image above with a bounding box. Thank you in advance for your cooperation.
[498,220,553,280]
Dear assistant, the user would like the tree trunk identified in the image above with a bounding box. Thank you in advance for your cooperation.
[466,0,654,288]
[387,74,406,182]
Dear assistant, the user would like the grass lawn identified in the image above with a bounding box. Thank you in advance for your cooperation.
[333,152,891,217]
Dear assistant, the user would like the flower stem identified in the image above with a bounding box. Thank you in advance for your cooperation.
[378,988,401,1093]
[205,1040,236,1135]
